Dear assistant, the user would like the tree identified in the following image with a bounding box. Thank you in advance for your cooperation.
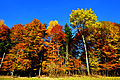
[42,20,66,76]
[1,23,29,76]
[0,20,11,69]
[23,19,47,76]
[98,22,119,76]
[64,23,73,65]
[69,8,98,75]
[46,20,65,56]
[87,21,120,76]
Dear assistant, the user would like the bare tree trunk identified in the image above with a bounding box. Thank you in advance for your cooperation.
[0,52,6,68]
[39,67,41,77]
[11,70,14,76]
[82,35,90,76]
[66,41,68,65]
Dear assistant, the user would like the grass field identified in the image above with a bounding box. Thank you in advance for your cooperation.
[0,76,120,80]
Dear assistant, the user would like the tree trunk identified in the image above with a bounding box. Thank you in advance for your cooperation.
[66,41,68,65]
[39,54,43,77]
[11,70,14,76]
[39,67,41,77]
[0,52,6,68]
[82,35,90,76]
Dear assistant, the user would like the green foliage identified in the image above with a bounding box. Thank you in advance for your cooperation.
[64,23,72,42]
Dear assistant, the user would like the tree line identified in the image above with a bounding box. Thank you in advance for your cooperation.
[0,8,120,77]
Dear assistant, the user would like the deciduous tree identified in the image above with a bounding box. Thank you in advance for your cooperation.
[70,8,98,75]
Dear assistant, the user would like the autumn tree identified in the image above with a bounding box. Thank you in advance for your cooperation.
[23,19,47,76]
[70,8,98,75]
[1,23,30,76]
[97,22,119,76]
[86,21,120,76]
[42,20,66,76]
[0,20,11,69]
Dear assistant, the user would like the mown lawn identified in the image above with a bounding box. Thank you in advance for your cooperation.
[0,76,120,80]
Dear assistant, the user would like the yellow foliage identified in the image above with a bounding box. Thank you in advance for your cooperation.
[70,8,97,28]
[47,20,58,34]
[0,20,4,26]
[33,68,37,70]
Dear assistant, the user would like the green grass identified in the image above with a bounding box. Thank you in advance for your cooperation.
[0,76,120,80]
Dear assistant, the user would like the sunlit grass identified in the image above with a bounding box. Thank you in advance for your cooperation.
[0,76,120,80]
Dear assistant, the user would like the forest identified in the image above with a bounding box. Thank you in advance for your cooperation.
[0,8,120,77]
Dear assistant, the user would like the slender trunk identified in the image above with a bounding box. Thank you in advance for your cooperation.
[0,52,6,68]
[39,53,43,76]
[11,70,14,76]
[66,41,68,65]
[29,70,32,77]
[78,68,80,75]
[82,35,90,76]
[114,71,115,77]
[69,70,70,76]
[39,67,41,76]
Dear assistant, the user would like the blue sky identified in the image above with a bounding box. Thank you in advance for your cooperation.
[0,0,120,28]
